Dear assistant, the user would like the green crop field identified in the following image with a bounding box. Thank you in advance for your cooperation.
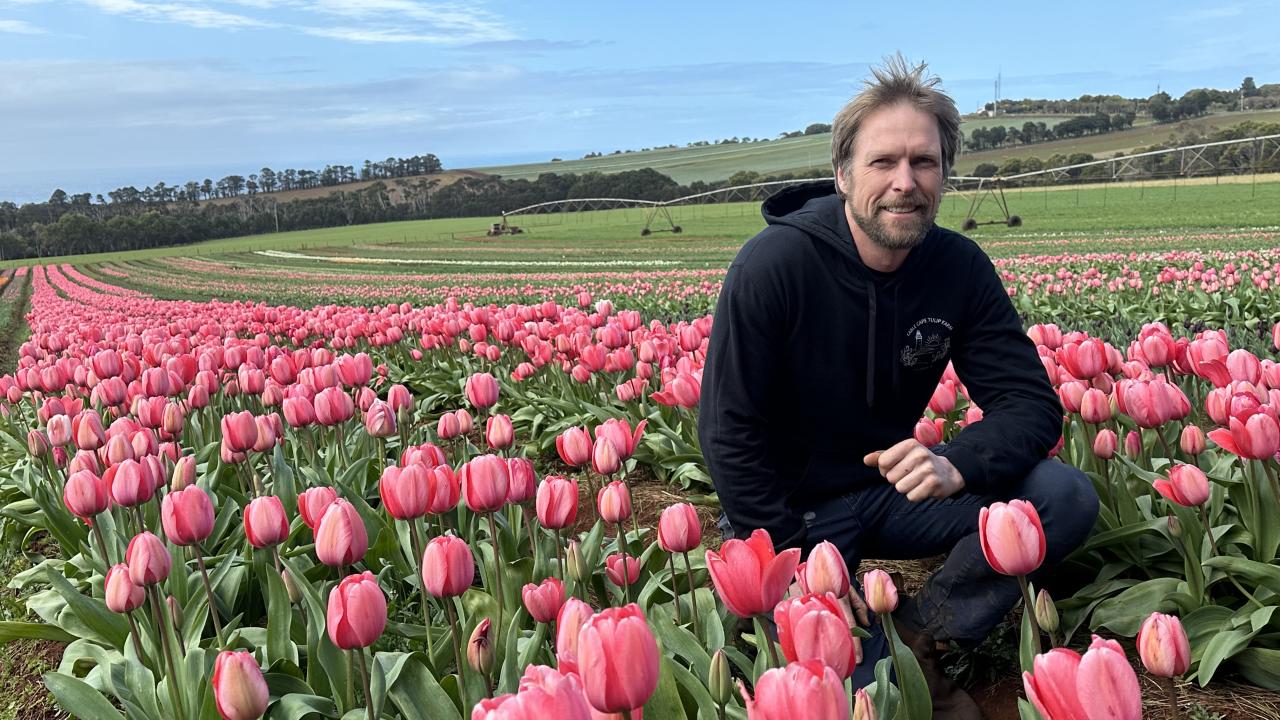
[469,110,1280,184]
[9,175,1280,271]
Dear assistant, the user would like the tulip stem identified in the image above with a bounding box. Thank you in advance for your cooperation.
[444,598,470,702]
[616,520,631,604]
[410,521,438,663]
[486,512,506,620]
[345,649,355,714]
[124,610,151,670]
[521,506,540,576]
[91,522,113,566]
[682,551,701,641]
[194,547,226,648]
[148,587,186,720]
[356,648,374,720]
[1163,676,1181,720]
[1199,505,1221,557]
[1017,575,1043,656]
[666,552,683,624]
[753,615,781,669]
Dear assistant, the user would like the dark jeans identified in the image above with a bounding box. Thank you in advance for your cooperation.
[722,456,1098,689]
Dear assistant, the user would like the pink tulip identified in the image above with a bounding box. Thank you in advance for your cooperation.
[282,396,315,428]
[1153,464,1210,507]
[705,528,801,618]
[536,475,578,529]
[379,464,431,520]
[461,454,510,513]
[171,454,196,491]
[576,603,659,714]
[1180,425,1205,456]
[364,400,397,438]
[107,459,153,507]
[593,419,647,461]
[315,499,368,567]
[862,569,898,614]
[555,597,595,674]
[327,571,387,649]
[522,577,565,624]
[1137,612,1191,679]
[657,503,702,554]
[556,426,593,467]
[63,469,109,522]
[104,564,145,613]
[161,485,215,547]
[853,687,876,720]
[46,414,72,447]
[244,496,290,548]
[73,411,106,451]
[298,486,339,530]
[1079,388,1112,424]
[979,500,1047,576]
[744,660,849,720]
[126,531,171,586]
[314,386,355,426]
[485,414,514,450]
[387,384,413,414]
[597,481,631,524]
[436,411,461,440]
[425,465,461,514]
[1076,635,1142,720]
[422,534,473,597]
[802,541,849,598]
[472,665,593,720]
[1208,409,1280,460]
[605,553,640,587]
[220,411,258,454]
[591,437,621,475]
[1023,648,1089,720]
[213,651,270,720]
[775,593,859,678]
[465,372,500,410]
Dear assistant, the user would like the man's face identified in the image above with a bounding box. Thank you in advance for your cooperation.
[837,103,944,251]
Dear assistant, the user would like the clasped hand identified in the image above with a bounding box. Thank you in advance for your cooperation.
[863,438,965,502]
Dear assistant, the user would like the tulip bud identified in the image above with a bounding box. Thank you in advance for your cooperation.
[171,454,196,491]
[315,499,368,567]
[27,429,50,458]
[326,571,386,649]
[485,414,514,450]
[244,495,290,548]
[1093,428,1117,460]
[853,687,877,720]
[104,563,145,613]
[1137,612,1191,678]
[468,618,495,675]
[454,408,474,434]
[803,541,850,598]
[597,481,631,524]
[422,534,474,598]
[213,650,270,720]
[126,531,171,586]
[862,569,898,614]
[657,503,702,554]
[591,437,621,475]
[1035,589,1059,634]
[161,485,215,547]
[566,540,588,584]
[1167,513,1183,538]
[464,372,499,410]
[708,649,732,706]
[281,568,302,604]
[1180,425,1205,456]
[364,400,397,438]
[167,594,183,629]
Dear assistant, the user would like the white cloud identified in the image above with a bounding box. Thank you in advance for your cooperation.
[0,17,44,33]
[80,0,272,29]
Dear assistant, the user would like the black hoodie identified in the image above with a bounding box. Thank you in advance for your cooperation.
[697,180,1061,550]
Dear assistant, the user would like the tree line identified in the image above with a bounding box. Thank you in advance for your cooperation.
[965,113,1137,152]
[0,166,829,260]
[967,120,1280,181]
[38,154,444,209]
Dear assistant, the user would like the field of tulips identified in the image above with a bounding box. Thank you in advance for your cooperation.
[3,221,1280,720]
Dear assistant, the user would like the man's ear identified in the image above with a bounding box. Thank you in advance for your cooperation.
[835,166,850,196]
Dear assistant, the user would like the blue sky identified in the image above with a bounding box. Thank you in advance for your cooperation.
[1,0,1278,202]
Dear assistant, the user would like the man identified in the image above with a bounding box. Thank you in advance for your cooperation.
[698,56,1099,717]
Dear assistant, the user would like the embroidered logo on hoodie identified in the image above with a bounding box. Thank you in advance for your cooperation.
[901,317,953,368]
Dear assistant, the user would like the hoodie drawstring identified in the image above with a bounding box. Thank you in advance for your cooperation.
[865,287,876,407]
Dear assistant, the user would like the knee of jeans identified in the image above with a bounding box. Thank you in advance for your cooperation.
[1025,460,1099,541]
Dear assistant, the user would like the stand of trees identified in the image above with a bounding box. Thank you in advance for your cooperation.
[965,112,1136,151]
[0,166,830,260]
[967,121,1280,182]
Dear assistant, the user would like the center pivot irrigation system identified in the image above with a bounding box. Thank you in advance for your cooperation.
[493,133,1280,235]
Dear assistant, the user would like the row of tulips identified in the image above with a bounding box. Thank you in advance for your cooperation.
[2,262,1278,720]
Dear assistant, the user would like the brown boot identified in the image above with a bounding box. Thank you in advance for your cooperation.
[892,611,985,720]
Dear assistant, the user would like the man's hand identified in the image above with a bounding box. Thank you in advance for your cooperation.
[863,439,965,502]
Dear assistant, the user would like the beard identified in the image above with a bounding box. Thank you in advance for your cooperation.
[849,196,936,251]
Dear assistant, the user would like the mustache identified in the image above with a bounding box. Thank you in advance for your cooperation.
[877,196,928,210]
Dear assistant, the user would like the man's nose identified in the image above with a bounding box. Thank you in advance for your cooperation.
[891,160,917,193]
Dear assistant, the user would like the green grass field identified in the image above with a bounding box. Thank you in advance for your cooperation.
[469,110,1280,183]
[11,175,1280,271]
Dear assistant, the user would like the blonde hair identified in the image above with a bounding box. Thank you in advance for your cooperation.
[831,54,961,197]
